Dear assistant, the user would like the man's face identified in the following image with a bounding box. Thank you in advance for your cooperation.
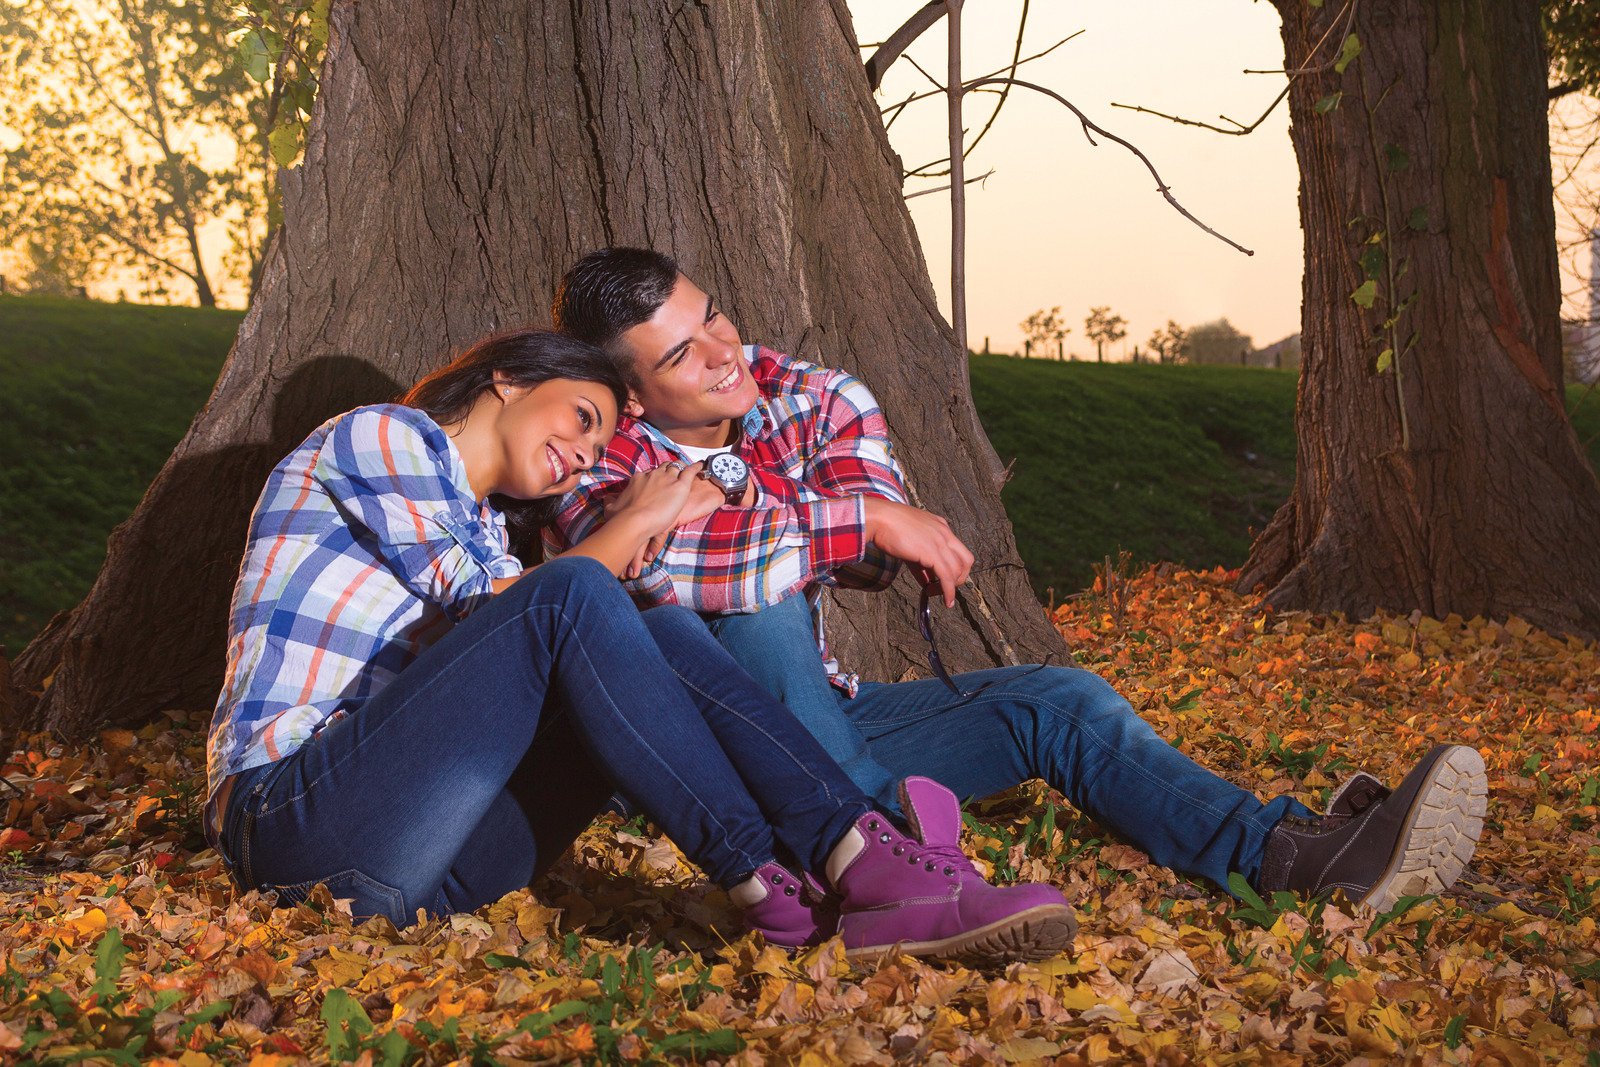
[618,274,759,441]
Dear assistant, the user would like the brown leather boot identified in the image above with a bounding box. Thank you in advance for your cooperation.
[1256,744,1487,913]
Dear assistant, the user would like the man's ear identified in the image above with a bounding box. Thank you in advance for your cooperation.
[624,391,645,419]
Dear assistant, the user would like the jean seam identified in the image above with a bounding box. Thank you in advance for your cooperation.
[665,665,855,812]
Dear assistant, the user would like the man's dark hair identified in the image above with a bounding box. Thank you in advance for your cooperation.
[553,247,679,353]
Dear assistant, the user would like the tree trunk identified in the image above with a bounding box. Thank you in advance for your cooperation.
[1240,0,1600,637]
[9,0,1061,741]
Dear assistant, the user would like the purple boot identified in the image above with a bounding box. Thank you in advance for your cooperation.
[828,777,1078,966]
[731,862,838,948]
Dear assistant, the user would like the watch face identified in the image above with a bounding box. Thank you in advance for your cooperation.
[709,452,749,485]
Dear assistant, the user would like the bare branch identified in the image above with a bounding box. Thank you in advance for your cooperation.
[880,32,1082,123]
[962,0,1029,159]
[1120,0,1354,136]
[1111,84,1290,136]
[904,168,995,200]
[903,53,945,93]
[865,1,946,91]
[947,0,968,352]
[963,77,1255,256]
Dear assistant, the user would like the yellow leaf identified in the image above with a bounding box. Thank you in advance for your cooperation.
[1059,984,1100,1012]
[1395,651,1422,671]
[61,907,107,943]
[1000,1037,1062,1063]
[1486,902,1533,923]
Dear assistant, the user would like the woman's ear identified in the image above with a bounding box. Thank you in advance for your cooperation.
[491,371,529,402]
[624,391,645,419]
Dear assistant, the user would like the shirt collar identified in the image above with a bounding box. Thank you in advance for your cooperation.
[634,345,771,459]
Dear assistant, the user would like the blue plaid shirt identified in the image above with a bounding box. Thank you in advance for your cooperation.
[205,404,522,811]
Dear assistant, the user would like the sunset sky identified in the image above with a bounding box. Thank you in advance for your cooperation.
[851,1,1305,358]
[20,0,1595,356]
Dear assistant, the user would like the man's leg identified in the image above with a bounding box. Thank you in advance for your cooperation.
[840,664,1313,889]
[705,593,902,812]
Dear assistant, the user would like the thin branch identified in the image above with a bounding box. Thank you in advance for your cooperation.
[904,168,995,200]
[903,53,945,93]
[879,32,1081,123]
[947,0,967,352]
[864,1,946,92]
[963,77,1255,256]
[1549,79,1580,101]
[962,0,1029,159]
[883,91,917,132]
[1110,0,1355,139]
[1111,83,1290,136]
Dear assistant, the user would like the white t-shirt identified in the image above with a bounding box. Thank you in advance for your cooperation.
[675,441,734,464]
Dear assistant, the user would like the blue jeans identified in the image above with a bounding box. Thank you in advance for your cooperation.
[216,557,871,925]
[705,593,1314,889]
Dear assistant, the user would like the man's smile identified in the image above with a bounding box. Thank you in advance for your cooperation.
[708,361,743,394]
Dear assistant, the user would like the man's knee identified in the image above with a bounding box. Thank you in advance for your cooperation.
[640,602,708,642]
[706,591,812,641]
[1001,664,1133,723]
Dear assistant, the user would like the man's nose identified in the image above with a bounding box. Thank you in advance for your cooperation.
[707,336,739,365]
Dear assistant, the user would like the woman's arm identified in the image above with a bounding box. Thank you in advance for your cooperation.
[494,463,703,591]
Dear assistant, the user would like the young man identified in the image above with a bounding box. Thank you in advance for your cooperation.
[547,246,1488,920]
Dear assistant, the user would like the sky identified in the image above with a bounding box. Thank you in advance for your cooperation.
[849,1,1306,358]
[17,0,1594,354]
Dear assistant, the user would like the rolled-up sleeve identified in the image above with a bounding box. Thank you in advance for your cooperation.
[315,408,519,620]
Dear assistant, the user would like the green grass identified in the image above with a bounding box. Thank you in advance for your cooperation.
[973,355,1600,599]
[1,293,1598,653]
[0,295,244,654]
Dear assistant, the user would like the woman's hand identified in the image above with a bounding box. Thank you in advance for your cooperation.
[606,461,705,539]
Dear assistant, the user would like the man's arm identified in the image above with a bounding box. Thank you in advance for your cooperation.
[547,431,871,613]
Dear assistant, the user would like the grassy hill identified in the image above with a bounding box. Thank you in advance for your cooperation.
[3,293,1598,653]
[0,295,246,655]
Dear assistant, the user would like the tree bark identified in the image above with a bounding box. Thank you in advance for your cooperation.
[9,0,1061,741]
[1240,0,1600,636]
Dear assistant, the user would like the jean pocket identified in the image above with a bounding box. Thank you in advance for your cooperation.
[261,869,408,924]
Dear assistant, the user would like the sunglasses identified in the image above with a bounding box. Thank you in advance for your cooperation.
[918,579,974,697]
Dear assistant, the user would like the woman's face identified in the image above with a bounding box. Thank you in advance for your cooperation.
[491,377,618,500]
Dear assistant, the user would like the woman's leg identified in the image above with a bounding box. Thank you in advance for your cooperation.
[228,557,855,922]
[638,604,874,875]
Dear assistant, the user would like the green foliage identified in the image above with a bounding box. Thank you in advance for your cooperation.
[1178,318,1254,365]
[1546,0,1600,95]
[231,0,331,179]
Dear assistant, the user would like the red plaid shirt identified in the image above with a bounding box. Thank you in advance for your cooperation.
[545,346,908,692]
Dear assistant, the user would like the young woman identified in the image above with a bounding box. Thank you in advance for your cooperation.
[203,329,1075,964]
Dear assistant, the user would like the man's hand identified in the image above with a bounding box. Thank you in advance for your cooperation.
[863,497,973,606]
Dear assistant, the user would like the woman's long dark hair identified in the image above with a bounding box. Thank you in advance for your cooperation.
[402,328,632,558]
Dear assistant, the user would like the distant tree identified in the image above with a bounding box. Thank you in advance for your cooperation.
[1084,306,1127,363]
[0,0,325,306]
[1182,318,1254,365]
[1147,320,1189,364]
[1020,306,1070,359]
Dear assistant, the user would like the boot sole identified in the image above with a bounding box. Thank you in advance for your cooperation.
[843,903,1079,968]
[1356,745,1487,915]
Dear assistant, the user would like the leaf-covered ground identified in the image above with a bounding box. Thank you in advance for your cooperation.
[2,567,1597,1065]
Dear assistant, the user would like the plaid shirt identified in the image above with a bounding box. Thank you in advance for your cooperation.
[206,405,522,806]
[546,346,908,693]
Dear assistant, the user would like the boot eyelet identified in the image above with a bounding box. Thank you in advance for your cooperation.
[925,862,936,871]
[944,866,955,876]
[771,873,783,884]
[784,885,797,896]
[879,833,891,844]
[907,855,918,864]
[867,819,879,830]
[892,845,904,856]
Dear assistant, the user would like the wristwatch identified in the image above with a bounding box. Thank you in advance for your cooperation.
[702,452,751,506]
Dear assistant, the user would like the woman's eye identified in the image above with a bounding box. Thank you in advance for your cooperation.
[579,407,594,431]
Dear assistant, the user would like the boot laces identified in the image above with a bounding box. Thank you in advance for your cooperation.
[908,841,971,878]
[1281,779,1388,834]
